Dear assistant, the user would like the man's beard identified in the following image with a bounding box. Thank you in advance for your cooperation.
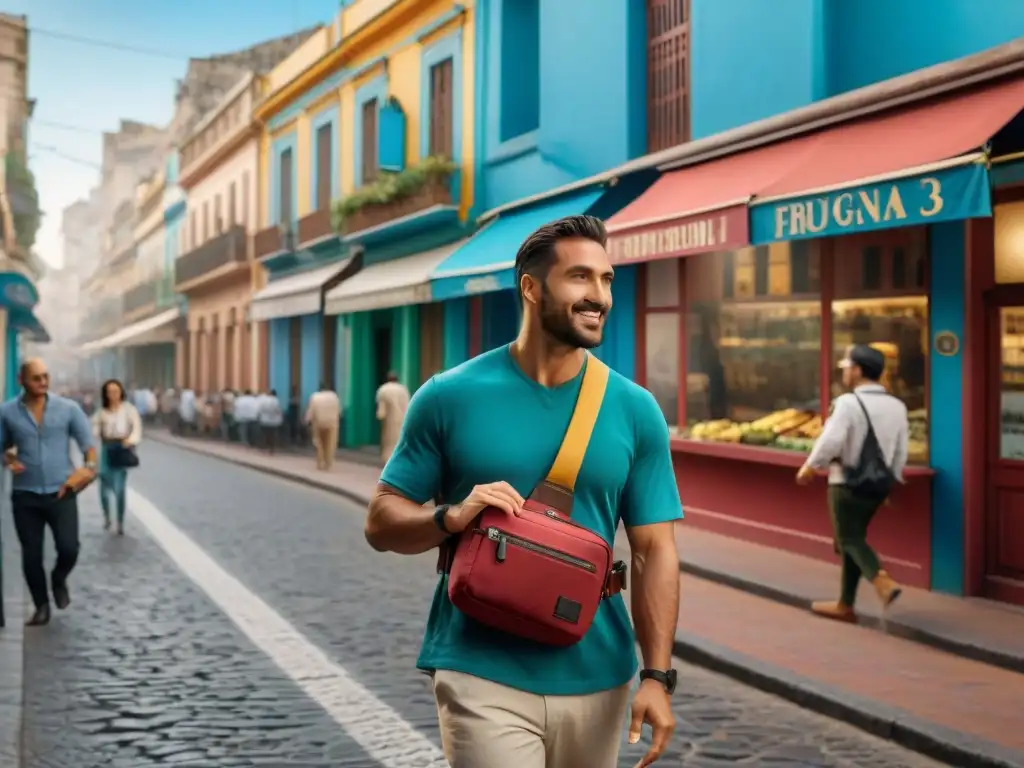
[538,286,604,350]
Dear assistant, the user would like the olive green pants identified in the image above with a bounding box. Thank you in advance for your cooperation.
[828,485,882,607]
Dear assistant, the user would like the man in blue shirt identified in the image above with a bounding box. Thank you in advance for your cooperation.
[1,358,97,626]
[366,216,683,767]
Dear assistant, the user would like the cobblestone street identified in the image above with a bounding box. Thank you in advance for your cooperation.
[17,441,947,767]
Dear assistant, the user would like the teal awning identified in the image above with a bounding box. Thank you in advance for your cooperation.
[9,307,49,343]
[430,188,605,301]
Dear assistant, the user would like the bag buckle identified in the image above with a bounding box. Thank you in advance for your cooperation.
[603,560,628,597]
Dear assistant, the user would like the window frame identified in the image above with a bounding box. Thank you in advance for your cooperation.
[354,75,387,188]
[646,0,691,153]
[421,29,464,164]
[310,104,339,211]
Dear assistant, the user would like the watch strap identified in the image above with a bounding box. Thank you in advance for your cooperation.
[433,504,452,535]
[639,668,677,694]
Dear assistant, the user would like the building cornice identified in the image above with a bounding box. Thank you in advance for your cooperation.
[254,0,435,122]
[179,124,260,191]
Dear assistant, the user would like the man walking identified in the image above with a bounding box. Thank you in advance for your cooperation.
[375,372,409,463]
[797,343,908,621]
[365,216,682,767]
[0,359,97,626]
[305,383,341,470]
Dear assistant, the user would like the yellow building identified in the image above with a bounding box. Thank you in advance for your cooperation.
[249,0,476,445]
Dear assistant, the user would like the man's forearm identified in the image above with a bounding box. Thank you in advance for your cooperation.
[365,487,447,555]
[631,540,679,670]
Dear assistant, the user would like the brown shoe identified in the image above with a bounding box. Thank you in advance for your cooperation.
[872,570,902,607]
[811,601,857,623]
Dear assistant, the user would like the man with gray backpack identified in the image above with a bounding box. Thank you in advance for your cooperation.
[797,344,909,623]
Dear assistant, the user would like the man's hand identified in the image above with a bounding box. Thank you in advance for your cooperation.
[58,466,96,498]
[628,678,675,766]
[795,464,815,485]
[4,449,25,475]
[443,481,524,533]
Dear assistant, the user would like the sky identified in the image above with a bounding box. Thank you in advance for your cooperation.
[10,0,343,268]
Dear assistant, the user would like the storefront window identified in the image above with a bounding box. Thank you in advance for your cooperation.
[999,307,1024,460]
[685,244,822,442]
[643,260,681,426]
[995,201,1024,284]
[831,228,928,463]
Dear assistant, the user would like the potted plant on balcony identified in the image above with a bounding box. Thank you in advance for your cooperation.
[4,152,40,252]
[332,155,457,235]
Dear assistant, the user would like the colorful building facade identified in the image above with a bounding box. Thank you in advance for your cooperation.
[547,1,1024,607]
[252,0,481,447]
[177,73,266,394]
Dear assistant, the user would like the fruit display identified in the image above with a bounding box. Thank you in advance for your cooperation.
[686,408,821,452]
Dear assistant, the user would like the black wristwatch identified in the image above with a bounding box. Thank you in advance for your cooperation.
[433,504,453,535]
[639,668,677,695]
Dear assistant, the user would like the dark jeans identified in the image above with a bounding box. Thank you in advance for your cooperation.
[11,490,80,609]
[828,485,883,607]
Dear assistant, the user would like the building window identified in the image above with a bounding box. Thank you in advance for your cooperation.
[361,99,378,185]
[189,210,197,250]
[642,259,683,426]
[214,195,223,234]
[640,229,929,464]
[830,229,928,463]
[202,201,209,242]
[228,182,237,226]
[429,58,454,158]
[646,0,690,152]
[279,147,294,225]
[685,244,822,430]
[499,0,540,142]
[316,122,333,210]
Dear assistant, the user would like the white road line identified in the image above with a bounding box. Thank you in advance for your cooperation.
[126,488,448,768]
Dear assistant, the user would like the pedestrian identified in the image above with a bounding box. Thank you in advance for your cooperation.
[257,388,284,454]
[220,388,236,441]
[305,382,341,470]
[365,215,682,767]
[375,371,409,463]
[92,378,143,536]
[234,389,258,446]
[797,343,909,622]
[0,358,97,627]
[178,387,196,435]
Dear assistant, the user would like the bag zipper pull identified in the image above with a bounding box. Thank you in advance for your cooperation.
[487,527,507,563]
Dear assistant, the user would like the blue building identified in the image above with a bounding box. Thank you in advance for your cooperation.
[423,0,1024,607]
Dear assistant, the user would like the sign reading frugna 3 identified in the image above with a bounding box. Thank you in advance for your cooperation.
[751,162,992,243]
[607,205,749,264]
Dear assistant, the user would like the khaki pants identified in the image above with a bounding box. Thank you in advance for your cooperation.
[312,423,338,470]
[434,669,630,768]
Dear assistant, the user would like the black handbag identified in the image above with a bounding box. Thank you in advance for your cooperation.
[842,393,895,501]
[107,443,140,469]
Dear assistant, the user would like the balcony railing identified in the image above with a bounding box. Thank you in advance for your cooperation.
[297,208,335,247]
[175,224,247,288]
[123,279,158,314]
[254,223,296,261]
[109,245,137,269]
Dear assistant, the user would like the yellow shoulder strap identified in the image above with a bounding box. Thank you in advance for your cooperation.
[545,354,610,492]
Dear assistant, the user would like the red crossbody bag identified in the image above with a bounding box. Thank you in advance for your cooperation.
[438,354,627,647]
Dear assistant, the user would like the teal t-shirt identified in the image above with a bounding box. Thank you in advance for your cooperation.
[380,345,684,696]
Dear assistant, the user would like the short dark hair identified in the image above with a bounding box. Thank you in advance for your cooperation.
[514,214,607,304]
[849,344,885,381]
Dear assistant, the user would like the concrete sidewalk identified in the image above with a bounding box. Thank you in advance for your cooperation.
[152,431,1024,768]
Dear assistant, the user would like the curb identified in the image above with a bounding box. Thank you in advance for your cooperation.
[147,433,373,509]
[0,478,25,768]
[152,435,1022,768]
[672,632,1024,768]
[679,560,1024,676]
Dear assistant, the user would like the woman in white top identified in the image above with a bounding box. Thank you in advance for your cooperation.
[92,379,142,535]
